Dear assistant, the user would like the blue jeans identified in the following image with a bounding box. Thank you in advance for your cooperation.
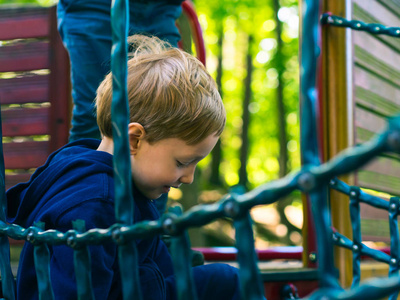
[166,263,243,300]
[57,0,182,141]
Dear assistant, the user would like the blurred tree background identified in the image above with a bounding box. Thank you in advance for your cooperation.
[1,0,302,248]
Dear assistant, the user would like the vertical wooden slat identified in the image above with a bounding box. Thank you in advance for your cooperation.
[321,0,354,287]
[48,6,71,151]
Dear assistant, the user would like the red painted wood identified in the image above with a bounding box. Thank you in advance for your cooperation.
[48,6,71,151]
[0,5,71,191]
[0,6,47,18]
[194,246,303,261]
[0,41,49,72]
[3,141,49,170]
[2,107,49,137]
[0,75,49,104]
[0,16,48,40]
[5,173,32,190]
[181,1,206,66]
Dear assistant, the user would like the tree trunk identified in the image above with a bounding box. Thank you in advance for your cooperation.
[210,23,224,187]
[239,35,253,188]
[272,0,288,178]
[271,0,302,246]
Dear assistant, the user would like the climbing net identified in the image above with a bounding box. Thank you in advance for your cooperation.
[0,0,400,299]
[330,178,400,300]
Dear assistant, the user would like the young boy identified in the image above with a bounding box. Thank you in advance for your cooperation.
[6,35,241,300]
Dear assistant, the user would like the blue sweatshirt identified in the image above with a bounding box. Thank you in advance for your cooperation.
[6,139,241,300]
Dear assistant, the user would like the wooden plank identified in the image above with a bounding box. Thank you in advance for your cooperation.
[0,6,48,19]
[353,32,400,84]
[377,0,400,20]
[5,173,33,190]
[354,45,400,89]
[0,75,49,105]
[360,200,391,242]
[354,1,400,27]
[0,41,49,72]
[354,106,387,142]
[321,0,353,287]
[3,141,48,170]
[47,6,71,151]
[354,108,399,160]
[0,15,48,41]
[357,156,400,196]
[354,66,400,117]
[2,107,49,137]
[355,86,400,117]
[353,2,400,53]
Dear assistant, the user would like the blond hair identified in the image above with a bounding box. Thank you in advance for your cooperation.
[96,35,225,145]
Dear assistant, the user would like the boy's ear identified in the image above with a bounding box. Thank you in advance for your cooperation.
[128,122,146,154]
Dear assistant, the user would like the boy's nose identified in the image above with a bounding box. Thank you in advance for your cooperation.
[180,167,195,185]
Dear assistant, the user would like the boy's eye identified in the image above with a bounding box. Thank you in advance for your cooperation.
[176,160,191,168]
[176,160,185,167]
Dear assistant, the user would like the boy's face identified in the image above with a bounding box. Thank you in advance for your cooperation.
[130,134,219,200]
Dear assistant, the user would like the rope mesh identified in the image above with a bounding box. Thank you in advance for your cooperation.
[331,178,400,300]
[321,13,400,37]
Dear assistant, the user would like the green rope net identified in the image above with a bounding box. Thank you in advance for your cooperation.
[321,13,400,38]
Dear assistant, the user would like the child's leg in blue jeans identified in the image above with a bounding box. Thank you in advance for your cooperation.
[57,0,182,141]
[166,263,242,300]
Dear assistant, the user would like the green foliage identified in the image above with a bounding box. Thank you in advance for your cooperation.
[196,0,299,189]
[193,0,301,246]
[0,0,56,6]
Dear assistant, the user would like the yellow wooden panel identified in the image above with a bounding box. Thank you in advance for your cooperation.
[321,0,352,288]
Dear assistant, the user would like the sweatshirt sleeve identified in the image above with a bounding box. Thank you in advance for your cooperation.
[51,198,119,300]
[50,198,170,300]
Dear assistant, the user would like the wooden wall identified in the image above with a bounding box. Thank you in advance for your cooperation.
[0,6,71,189]
[352,0,400,196]
[320,0,400,286]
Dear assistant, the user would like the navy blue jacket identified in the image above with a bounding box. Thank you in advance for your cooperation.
[6,139,241,300]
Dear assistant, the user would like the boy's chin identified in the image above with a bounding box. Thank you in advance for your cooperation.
[143,190,164,201]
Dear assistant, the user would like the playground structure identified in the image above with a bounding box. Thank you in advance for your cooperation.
[0,0,399,299]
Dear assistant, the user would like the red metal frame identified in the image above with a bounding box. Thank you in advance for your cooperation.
[179,0,206,66]
[194,246,303,261]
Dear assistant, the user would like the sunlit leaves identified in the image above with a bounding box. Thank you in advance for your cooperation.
[0,0,56,5]
[195,0,300,190]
